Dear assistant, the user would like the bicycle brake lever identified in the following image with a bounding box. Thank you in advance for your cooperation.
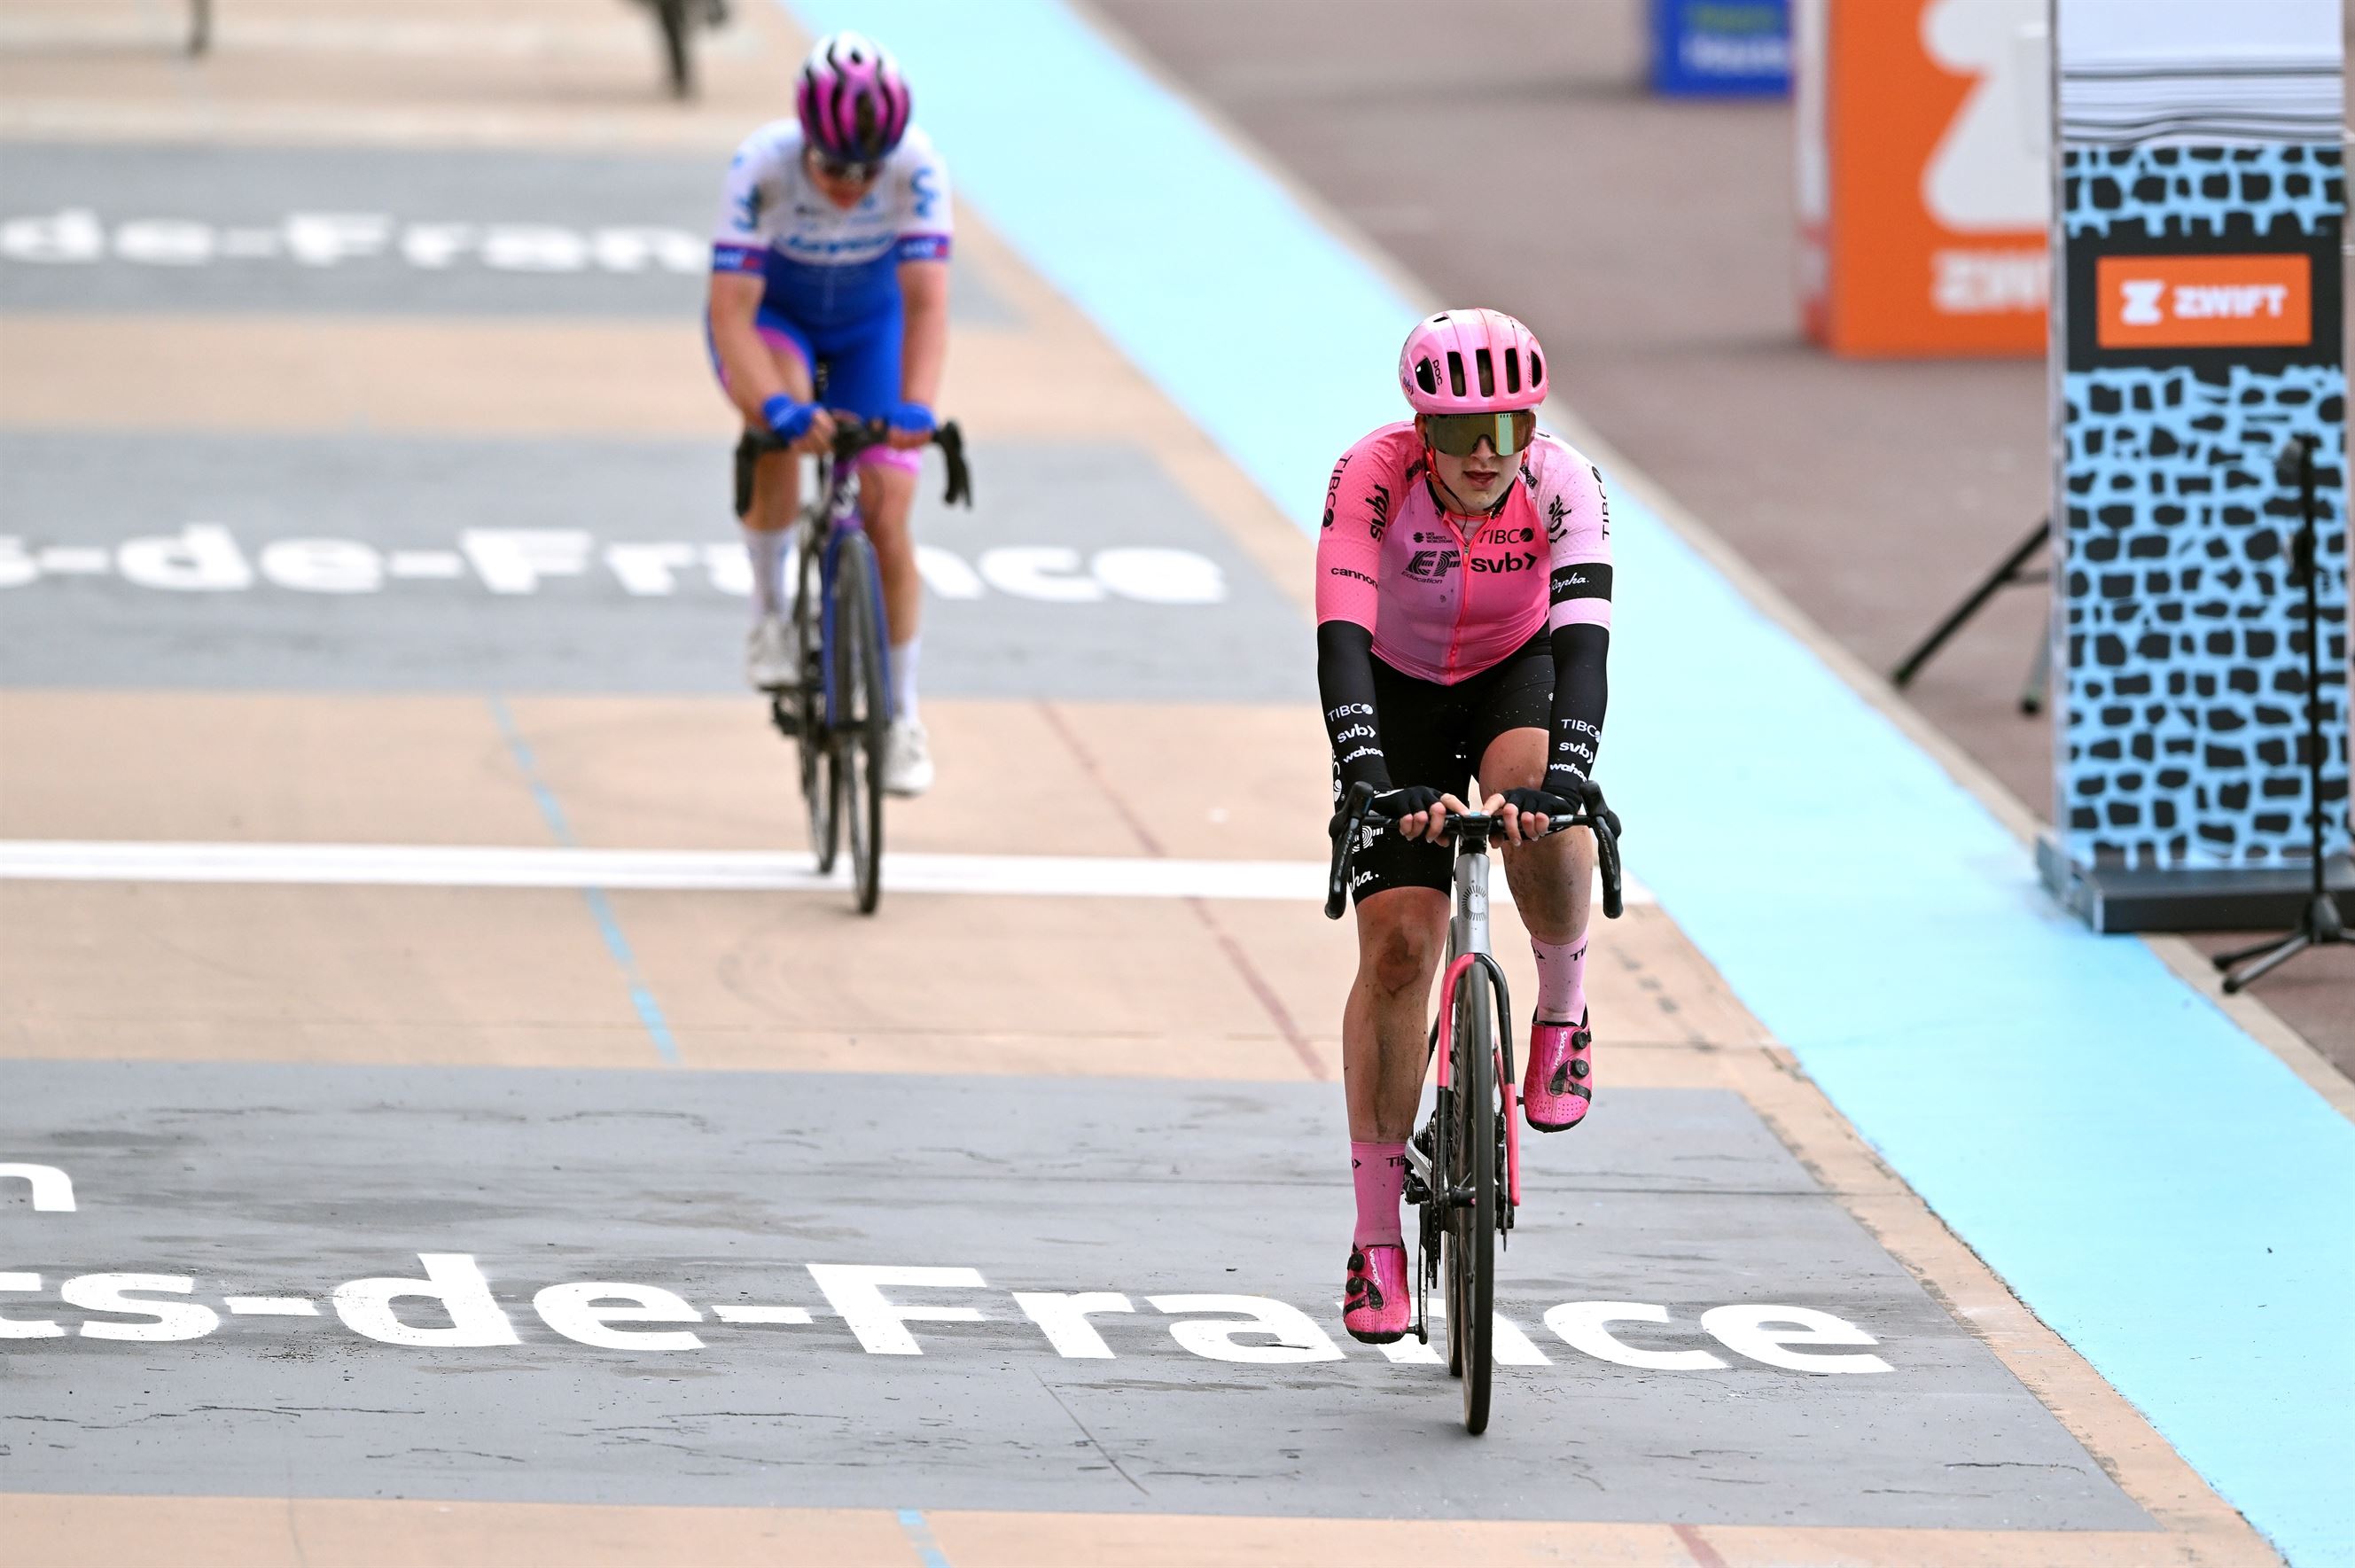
[936,421,972,508]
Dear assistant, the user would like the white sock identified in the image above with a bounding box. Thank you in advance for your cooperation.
[892,637,920,722]
[743,527,788,620]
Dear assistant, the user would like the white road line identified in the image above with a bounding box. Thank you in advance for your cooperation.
[223,1297,319,1316]
[0,840,1657,906]
[711,1305,815,1325]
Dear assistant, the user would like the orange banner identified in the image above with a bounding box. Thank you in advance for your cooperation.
[2094,254,2314,349]
[1797,0,2047,357]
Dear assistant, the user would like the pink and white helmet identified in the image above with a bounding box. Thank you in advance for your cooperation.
[795,30,912,165]
[1399,308,1548,414]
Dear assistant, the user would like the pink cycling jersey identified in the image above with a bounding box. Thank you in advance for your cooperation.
[1316,423,1612,685]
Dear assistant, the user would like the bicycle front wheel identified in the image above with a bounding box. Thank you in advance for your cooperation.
[794,537,839,875]
[1445,967,1497,1434]
[832,532,889,916]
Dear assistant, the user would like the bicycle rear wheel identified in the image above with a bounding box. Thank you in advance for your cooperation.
[794,537,840,875]
[1445,968,1497,1434]
[832,532,889,915]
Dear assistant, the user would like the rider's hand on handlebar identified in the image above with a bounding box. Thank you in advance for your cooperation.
[1373,785,1467,843]
[761,394,834,455]
[1492,786,1574,844]
[884,400,936,449]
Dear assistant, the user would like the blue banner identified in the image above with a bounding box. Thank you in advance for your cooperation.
[1651,0,1790,97]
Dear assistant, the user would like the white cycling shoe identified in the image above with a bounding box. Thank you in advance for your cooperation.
[745,613,794,690]
[884,718,934,797]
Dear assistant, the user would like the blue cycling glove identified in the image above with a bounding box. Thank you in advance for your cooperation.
[760,394,816,441]
[885,400,937,437]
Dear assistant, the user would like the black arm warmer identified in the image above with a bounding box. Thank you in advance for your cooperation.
[1544,623,1610,794]
[1316,621,1392,794]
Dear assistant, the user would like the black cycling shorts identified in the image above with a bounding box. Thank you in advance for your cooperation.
[1332,631,1553,903]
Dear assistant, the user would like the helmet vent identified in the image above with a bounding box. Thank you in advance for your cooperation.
[1473,348,1495,398]
[1445,352,1466,399]
[1529,350,1544,387]
[1414,357,1439,394]
[1503,347,1521,394]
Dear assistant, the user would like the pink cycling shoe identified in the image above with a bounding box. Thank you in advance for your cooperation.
[1343,1244,1411,1344]
[1524,1010,1594,1131]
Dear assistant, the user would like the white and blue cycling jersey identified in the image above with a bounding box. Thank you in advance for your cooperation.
[711,120,953,334]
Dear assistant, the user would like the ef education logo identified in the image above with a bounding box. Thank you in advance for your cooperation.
[2097,254,2312,349]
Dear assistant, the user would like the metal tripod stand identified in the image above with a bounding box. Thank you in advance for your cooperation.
[2212,433,2351,994]
[1890,517,2053,714]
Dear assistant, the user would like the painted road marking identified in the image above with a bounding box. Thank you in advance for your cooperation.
[814,0,2355,1558]
[7,1256,1891,1370]
[0,526,1228,605]
[0,840,1655,906]
[710,1305,814,1325]
[0,1064,2140,1523]
[222,1298,320,1316]
[1,1162,76,1211]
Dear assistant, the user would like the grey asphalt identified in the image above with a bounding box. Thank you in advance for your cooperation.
[0,142,1012,323]
[0,432,1314,700]
[1,1061,2146,1527]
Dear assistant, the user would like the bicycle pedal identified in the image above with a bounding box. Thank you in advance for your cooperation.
[768,700,801,737]
[1402,1170,1431,1206]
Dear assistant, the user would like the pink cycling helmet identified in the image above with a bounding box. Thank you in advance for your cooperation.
[796,30,912,165]
[1399,308,1548,414]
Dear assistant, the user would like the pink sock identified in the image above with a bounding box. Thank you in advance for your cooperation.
[1350,1141,1407,1246]
[1532,935,1587,1024]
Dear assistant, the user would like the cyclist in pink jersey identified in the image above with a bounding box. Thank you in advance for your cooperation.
[1318,309,1617,1344]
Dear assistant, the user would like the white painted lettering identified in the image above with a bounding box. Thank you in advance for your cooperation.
[806,1264,986,1355]
[1,208,105,262]
[604,542,698,597]
[460,529,591,595]
[1092,547,1225,605]
[63,1274,219,1341]
[259,538,383,595]
[913,544,984,601]
[331,1252,519,1348]
[117,524,252,591]
[979,546,1104,603]
[703,542,753,597]
[590,227,705,275]
[0,1162,75,1210]
[1013,1291,1134,1359]
[284,212,391,266]
[1146,1294,1343,1364]
[113,220,216,266]
[1701,1305,1891,1373]
[480,225,589,272]
[0,537,37,588]
[534,1282,704,1350]
[1544,1301,1728,1369]
[0,1272,63,1338]
[399,223,475,269]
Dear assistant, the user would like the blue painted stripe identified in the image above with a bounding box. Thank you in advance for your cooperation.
[487,696,682,1066]
[779,2,2355,1562]
[895,1508,953,1568]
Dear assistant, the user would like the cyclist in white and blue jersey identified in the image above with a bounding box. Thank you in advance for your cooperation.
[708,30,950,795]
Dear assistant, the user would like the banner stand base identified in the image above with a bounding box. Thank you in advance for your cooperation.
[2037,836,2355,934]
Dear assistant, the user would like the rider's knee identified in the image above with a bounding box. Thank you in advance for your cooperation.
[1362,917,1439,996]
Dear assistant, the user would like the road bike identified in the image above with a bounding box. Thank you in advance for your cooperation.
[1324,778,1624,1433]
[736,416,971,915]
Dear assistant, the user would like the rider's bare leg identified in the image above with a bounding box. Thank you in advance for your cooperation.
[1484,727,1595,953]
[1344,885,1449,1143]
[741,342,815,617]
[855,462,922,714]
